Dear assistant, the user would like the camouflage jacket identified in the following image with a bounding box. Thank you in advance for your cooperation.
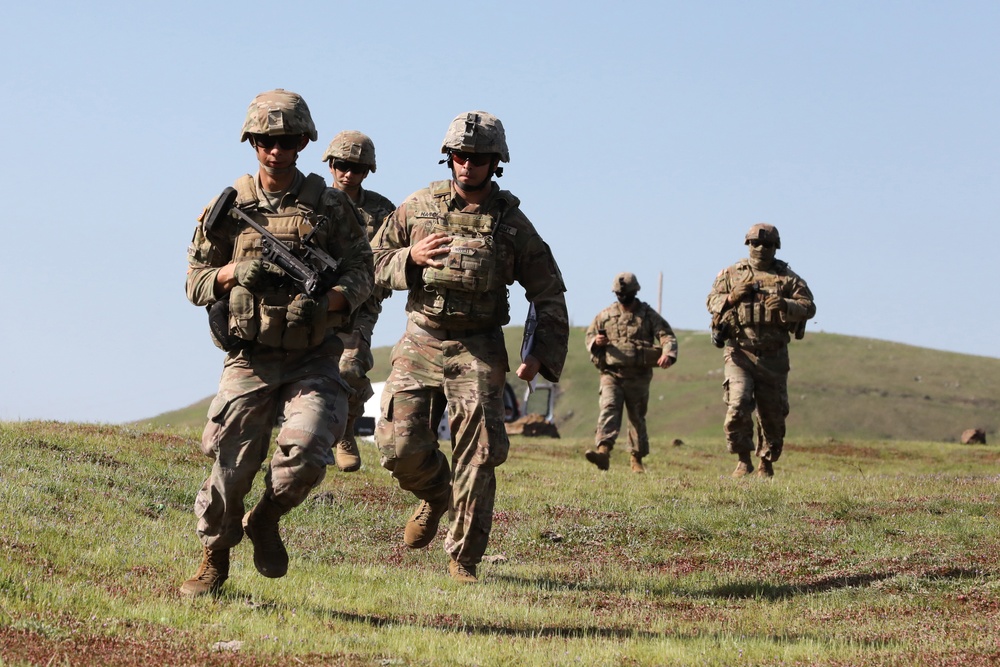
[186,170,374,347]
[347,186,395,338]
[706,258,815,351]
[585,300,677,373]
[372,180,569,382]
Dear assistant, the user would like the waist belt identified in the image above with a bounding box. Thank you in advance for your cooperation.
[734,339,785,354]
[406,320,497,340]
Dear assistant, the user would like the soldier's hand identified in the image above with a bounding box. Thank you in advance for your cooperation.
[234,260,283,292]
[729,282,754,304]
[593,333,609,347]
[410,232,452,268]
[657,354,676,369]
[287,293,328,328]
[765,294,788,312]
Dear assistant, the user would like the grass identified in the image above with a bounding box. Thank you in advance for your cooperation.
[3,420,1000,665]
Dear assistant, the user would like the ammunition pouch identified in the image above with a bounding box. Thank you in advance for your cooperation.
[421,212,500,294]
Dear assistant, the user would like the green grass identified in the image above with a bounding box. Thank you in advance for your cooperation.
[143,328,1000,444]
[3,421,1000,665]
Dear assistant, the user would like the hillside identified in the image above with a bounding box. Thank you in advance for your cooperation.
[143,328,1000,443]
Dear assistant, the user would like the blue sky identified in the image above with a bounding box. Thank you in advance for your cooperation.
[2,1,997,423]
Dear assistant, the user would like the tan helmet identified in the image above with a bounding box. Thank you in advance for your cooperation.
[612,272,641,294]
[440,111,510,162]
[240,89,317,142]
[322,130,377,172]
[744,223,781,249]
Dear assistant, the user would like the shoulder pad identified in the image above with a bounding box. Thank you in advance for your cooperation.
[496,189,521,209]
[298,173,329,210]
[233,174,257,208]
[429,180,451,198]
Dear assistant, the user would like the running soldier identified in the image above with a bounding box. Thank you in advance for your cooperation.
[372,111,568,583]
[706,223,815,478]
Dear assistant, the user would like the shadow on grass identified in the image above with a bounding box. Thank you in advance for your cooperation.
[689,566,982,601]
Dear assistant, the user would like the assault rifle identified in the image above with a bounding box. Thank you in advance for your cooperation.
[204,186,340,298]
[202,186,341,350]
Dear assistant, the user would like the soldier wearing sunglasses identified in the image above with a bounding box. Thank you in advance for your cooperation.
[180,90,373,597]
[371,111,568,583]
[706,223,815,479]
[320,131,396,473]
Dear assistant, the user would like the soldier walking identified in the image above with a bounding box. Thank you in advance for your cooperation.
[180,90,373,596]
[706,224,815,478]
[322,131,396,472]
[371,111,568,583]
[584,273,677,473]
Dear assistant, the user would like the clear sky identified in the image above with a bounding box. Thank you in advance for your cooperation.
[2,1,997,423]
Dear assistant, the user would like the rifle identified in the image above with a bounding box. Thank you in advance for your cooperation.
[202,186,341,351]
[204,187,340,299]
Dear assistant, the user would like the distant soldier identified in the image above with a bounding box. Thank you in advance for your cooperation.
[372,111,568,583]
[180,90,373,597]
[322,131,396,472]
[706,223,815,478]
[584,272,677,473]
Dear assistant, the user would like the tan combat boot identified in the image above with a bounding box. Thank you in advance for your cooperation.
[179,546,230,597]
[334,420,362,473]
[448,558,478,584]
[731,453,754,478]
[243,494,288,578]
[630,454,645,473]
[585,444,611,471]
[756,459,774,478]
[404,495,449,549]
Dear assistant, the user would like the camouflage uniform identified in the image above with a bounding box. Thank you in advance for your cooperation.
[585,294,677,460]
[184,92,373,563]
[706,224,815,475]
[373,170,568,572]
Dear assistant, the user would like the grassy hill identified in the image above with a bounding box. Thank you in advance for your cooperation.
[143,328,1000,443]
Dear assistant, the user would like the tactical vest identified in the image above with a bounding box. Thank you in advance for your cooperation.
[599,304,662,369]
[411,181,514,328]
[226,173,334,350]
[728,260,795,346]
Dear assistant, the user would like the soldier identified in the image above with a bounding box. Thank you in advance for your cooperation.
[372,111,568,583]
[706,223,815,478]
[322,131,396,473]
[180,89,373,596]
[584,273,678,473]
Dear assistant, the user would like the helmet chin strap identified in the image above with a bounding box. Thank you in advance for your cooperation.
[450,164,491,192]
[261,155,298,178]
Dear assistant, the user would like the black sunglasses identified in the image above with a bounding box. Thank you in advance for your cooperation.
[749,240,776,249]
[251,134,304,150]
[450,152,494,167]
[332,160,370,174]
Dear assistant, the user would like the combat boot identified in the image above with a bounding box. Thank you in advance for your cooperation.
[404,494,449,549]
[585,444,611,471]
[731,453,754,478]
[448,558,478,584]
[630,454,645,473]
[334,422,362,472]
[243,494,288,578]
[756,459,774,478]
[179,546,229,597]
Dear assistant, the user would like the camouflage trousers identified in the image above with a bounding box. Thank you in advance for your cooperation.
[376,324,510,566]
[594,369,653,457]
[338,328,376,429]
[195,339,349,550]
[722,345,790,462]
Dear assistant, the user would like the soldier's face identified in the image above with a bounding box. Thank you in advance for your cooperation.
[251,134,306,170]
[748,239,777,265]
[451,152,495,190]
[330,160,370,191]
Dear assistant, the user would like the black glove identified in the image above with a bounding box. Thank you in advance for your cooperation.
[233,260,284,293]
[287,293,328,328]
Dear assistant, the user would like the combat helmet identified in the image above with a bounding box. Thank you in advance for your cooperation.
[322,130,377,172]
[612,272,641,294]
[240,89,318,142]
[441,111,510,162]
[744,223,780,249]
